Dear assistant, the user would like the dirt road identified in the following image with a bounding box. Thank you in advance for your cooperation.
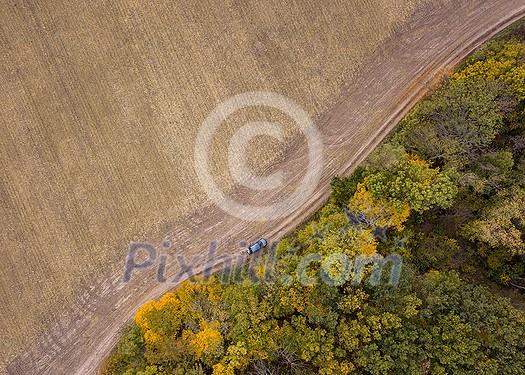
[6,1,525,374]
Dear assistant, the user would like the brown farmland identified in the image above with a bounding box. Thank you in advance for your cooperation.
[1,0,525,374]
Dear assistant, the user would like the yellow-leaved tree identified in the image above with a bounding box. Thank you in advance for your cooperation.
[453,40,525,100]
[134,278,226,364]
[349,182,411,231]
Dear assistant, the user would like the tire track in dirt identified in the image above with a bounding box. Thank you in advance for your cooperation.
[6,1,525,374]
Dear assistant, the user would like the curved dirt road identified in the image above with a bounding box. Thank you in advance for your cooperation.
[7,1,525,374]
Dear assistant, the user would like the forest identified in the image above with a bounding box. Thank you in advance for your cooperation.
[103,26,525,375]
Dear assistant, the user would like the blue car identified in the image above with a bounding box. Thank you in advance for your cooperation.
[247,238,267,254]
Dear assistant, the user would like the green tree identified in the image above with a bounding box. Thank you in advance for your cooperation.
[394,78,511,167]
[461,150,514,194]
[363,154,458,214]
[330,167,366,207]
[117,325,145,363]
[462,187,525,255]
